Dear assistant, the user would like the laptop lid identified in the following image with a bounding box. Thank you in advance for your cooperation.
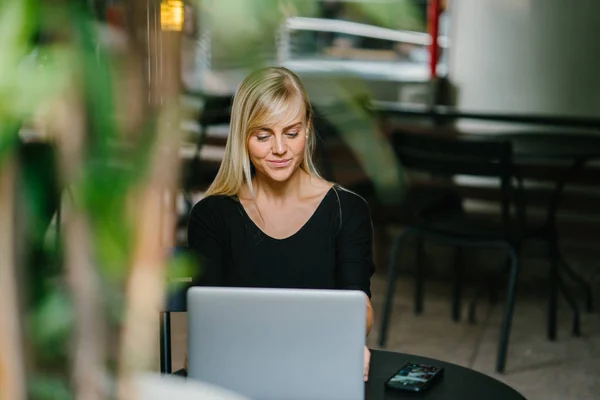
[187,287,366,400]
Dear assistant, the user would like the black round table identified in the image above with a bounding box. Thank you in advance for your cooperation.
[366,350,526,400]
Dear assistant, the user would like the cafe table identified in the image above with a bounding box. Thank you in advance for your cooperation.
[366,349,526,400]
[385,129,600,342]
[167,349,527,400]
[491,132,600,340]
[441,131,600,341]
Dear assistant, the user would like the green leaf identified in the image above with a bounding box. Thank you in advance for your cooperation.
[28,375,72,400]
[28,287,73,364]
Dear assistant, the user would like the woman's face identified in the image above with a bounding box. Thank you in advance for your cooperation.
[247,103,307,184]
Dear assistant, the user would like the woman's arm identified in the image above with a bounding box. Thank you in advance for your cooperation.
[187,196,227,286]
[366,296,374,336]
[184,197,227,371]
[334,191,376,334]
[365,293,374,382]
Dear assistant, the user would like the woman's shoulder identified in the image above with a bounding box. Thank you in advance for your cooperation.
[189,194,238,219]
[331,184,370,212]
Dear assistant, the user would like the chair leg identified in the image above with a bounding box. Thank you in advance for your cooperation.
[470,256,507,324]
[496,247,519,374]
[559,257,593,312]
[556,267,581,336]
[379,231,408,347]
[452,247,463,322]
[548,254,559,341]
[414,237,425,315]
[489,282,498,304]
[468,286,486,324]
[160,311,172,374]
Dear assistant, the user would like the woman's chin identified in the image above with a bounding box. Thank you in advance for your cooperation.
[257,165,300,183]
[265,170,294,182]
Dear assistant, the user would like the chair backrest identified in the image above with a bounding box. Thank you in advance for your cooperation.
[182,94,232,192]
[163,246,199,312]
[313,103,406,204]
[198,94,233,129]
[391,129,516,226]
[391,130,513,179]
[311,106,339,181]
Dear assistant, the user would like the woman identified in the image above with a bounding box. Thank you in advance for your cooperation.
[188,66,375,381]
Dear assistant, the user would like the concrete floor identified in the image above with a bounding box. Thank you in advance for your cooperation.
[168,245,600,400]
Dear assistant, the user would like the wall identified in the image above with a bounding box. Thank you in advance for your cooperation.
[448,0,600,120]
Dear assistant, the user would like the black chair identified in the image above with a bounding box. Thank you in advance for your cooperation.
[182,93,232,191]
[197,94,232,140]
[179,94,233,231]
[312,106,467,272]
[159,247,195,374]
[311,105,464,223]
[378,131,524,373]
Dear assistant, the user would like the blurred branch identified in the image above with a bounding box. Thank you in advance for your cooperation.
[0,156,26,400]
[64,212,105,400]
[117,94,182,397]
[46,4,117,398]
[0,1,40,399]
[55,77,106,399]
[118,3,183,398]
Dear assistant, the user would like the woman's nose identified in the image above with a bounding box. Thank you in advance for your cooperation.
[272,136,285,154]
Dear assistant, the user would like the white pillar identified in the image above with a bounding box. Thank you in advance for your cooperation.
[448,0,600,122]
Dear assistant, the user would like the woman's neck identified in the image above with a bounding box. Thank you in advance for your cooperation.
[252,169,307,204]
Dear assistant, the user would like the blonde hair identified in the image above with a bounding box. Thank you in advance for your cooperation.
[205,66,321,197]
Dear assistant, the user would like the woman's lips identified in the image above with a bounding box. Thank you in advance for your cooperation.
[267,159,291,168]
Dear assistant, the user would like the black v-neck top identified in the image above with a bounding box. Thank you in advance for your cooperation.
[187,186,375,297]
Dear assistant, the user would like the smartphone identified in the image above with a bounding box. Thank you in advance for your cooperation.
[384,362,444,392]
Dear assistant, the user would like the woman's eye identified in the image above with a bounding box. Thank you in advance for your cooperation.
[285,132,299,138]
[256,135,269,141]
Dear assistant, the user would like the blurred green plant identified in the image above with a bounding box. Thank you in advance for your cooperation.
[1,1,194,399]
[1,1,412,398]
[0,0,66,154]
[344,0,425,31]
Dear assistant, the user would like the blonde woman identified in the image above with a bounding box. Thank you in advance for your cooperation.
[188,66,375,381]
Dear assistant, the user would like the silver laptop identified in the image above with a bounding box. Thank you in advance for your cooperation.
[187,287,366,400]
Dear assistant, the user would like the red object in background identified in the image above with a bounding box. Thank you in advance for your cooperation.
[106,5,125,29]
[427,0,441,80]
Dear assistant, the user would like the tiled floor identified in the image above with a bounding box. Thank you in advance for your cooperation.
[169,255,600,400]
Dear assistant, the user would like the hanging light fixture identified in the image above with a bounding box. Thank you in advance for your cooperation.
[160,0,184,32]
